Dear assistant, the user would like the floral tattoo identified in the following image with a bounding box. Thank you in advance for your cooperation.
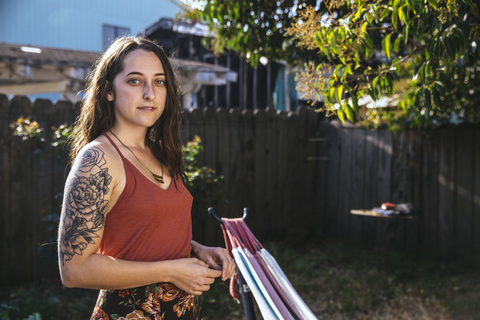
[59,147,112,265]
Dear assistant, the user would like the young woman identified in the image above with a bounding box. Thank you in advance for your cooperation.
[57,36,235,319]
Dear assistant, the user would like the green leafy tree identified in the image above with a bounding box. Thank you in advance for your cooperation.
[183,0,320,66]
[184,0,480,128]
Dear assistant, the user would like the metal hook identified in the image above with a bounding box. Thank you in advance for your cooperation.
[242,208,249,220]
[207,207,223,225]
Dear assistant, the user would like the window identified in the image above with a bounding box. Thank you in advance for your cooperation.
[103,25,131,49]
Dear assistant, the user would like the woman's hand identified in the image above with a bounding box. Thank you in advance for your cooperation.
[191,241,236,281]
[168,257,222,295]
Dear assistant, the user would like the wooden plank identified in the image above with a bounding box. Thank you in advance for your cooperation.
[213,108,230,238]
[32,99,55,280]
[8,97,34,283]
[376,129,392,247]
[390,131,408,247]
[337,125,353,240]
[180,108,191,143]
[274,111,288,237]
[364,129,379,246]
[264,108,278,238]
[349,127,365,244]
[227,109,243,218]
[454,129,474,260]
[253,109,268,238]
[0,94,9,285]
[421,132,439,254]
[298,107,318,240]
[203,108,217,170]
[321,121,340,239]
[474,129,480,265]
[185,108,206,243]
[438,129,456,258]
[405,130,423,249]
[200,108,219,245]
[284,112,302,242]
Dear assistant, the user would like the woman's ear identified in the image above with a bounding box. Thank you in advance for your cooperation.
[105,81,114,101]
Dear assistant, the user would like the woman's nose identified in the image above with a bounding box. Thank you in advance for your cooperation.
[143,83,155,100]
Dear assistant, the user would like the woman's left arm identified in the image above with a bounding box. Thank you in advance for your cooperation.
[191,240,236,281]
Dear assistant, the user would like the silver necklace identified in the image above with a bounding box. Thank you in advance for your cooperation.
[109,130,164,184]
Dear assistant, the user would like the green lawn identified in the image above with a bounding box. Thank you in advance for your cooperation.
[1,241,479,319]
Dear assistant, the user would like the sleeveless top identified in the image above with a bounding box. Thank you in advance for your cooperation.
[98,133,193,262]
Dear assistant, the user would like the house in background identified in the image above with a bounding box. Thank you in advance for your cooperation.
[0,0,297,111]
[0,0,236,104]
[142,17,299,111]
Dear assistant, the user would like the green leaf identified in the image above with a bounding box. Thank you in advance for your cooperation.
[414,87,424,108]
[374,8,380,24]
[428,0,438,10]
[392,8,398,30]
[424,88,432,109]
[329,87,337,103]
[363,33,374,59]
[394,34,403,52]
[352,95,359,113]
[398,5,405,24]
[335,85,344,103]
[344,102,355,122]
[403,22,410,45]
[373,75,380,90]
[333,64,343,81]
[385,76,393,94]
[431,85,441,108]
[337,108,346,123]
[414,63,425,82]
[382,33,392,60]
[406,0,415,12]
[443,37,456,60]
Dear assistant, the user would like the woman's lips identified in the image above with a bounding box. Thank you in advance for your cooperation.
[138,106,156,111]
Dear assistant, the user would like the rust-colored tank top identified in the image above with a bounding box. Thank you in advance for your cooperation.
[98,134,193,261]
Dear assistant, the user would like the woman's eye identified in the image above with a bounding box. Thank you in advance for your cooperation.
[156,79,165,86]
[127,78,141,85]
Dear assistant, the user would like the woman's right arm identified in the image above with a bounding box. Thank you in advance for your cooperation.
[57,143,221,293]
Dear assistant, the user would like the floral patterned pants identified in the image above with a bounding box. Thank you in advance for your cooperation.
[91,282,203,320]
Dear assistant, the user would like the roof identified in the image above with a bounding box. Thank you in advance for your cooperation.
[0,42,236,101]
[0,42,99,68]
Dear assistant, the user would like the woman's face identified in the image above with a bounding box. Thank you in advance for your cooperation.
[106,49,167,130]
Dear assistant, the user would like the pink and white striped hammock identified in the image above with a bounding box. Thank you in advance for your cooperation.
[210,208,318,320]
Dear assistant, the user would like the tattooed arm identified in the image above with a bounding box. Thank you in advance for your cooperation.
[57,141,223,293]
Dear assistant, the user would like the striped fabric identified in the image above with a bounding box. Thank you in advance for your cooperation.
[220,218,318,320]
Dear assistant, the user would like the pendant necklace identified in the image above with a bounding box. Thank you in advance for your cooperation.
[109,130,164,184]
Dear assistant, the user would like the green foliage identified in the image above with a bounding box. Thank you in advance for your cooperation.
[9,118,74,150]
[182,0,320,66]
[185,0,480,128]
[51,124,73,148]
[183,135,225,225]
[290,0,480,128]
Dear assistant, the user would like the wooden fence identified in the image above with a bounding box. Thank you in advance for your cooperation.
[315,120,480,264]
[1,94,479,286]
[0,95,319,285]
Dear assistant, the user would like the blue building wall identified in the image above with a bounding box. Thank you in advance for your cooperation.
[0,0,182,51]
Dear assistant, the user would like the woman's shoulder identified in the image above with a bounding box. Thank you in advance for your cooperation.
[72,134,123,174]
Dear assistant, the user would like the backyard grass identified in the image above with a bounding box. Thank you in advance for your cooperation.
[1,240,479,319]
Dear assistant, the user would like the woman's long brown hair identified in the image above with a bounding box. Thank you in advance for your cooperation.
[69,36,186,182]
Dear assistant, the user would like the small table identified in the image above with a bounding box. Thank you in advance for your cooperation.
[350,209,418,250]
